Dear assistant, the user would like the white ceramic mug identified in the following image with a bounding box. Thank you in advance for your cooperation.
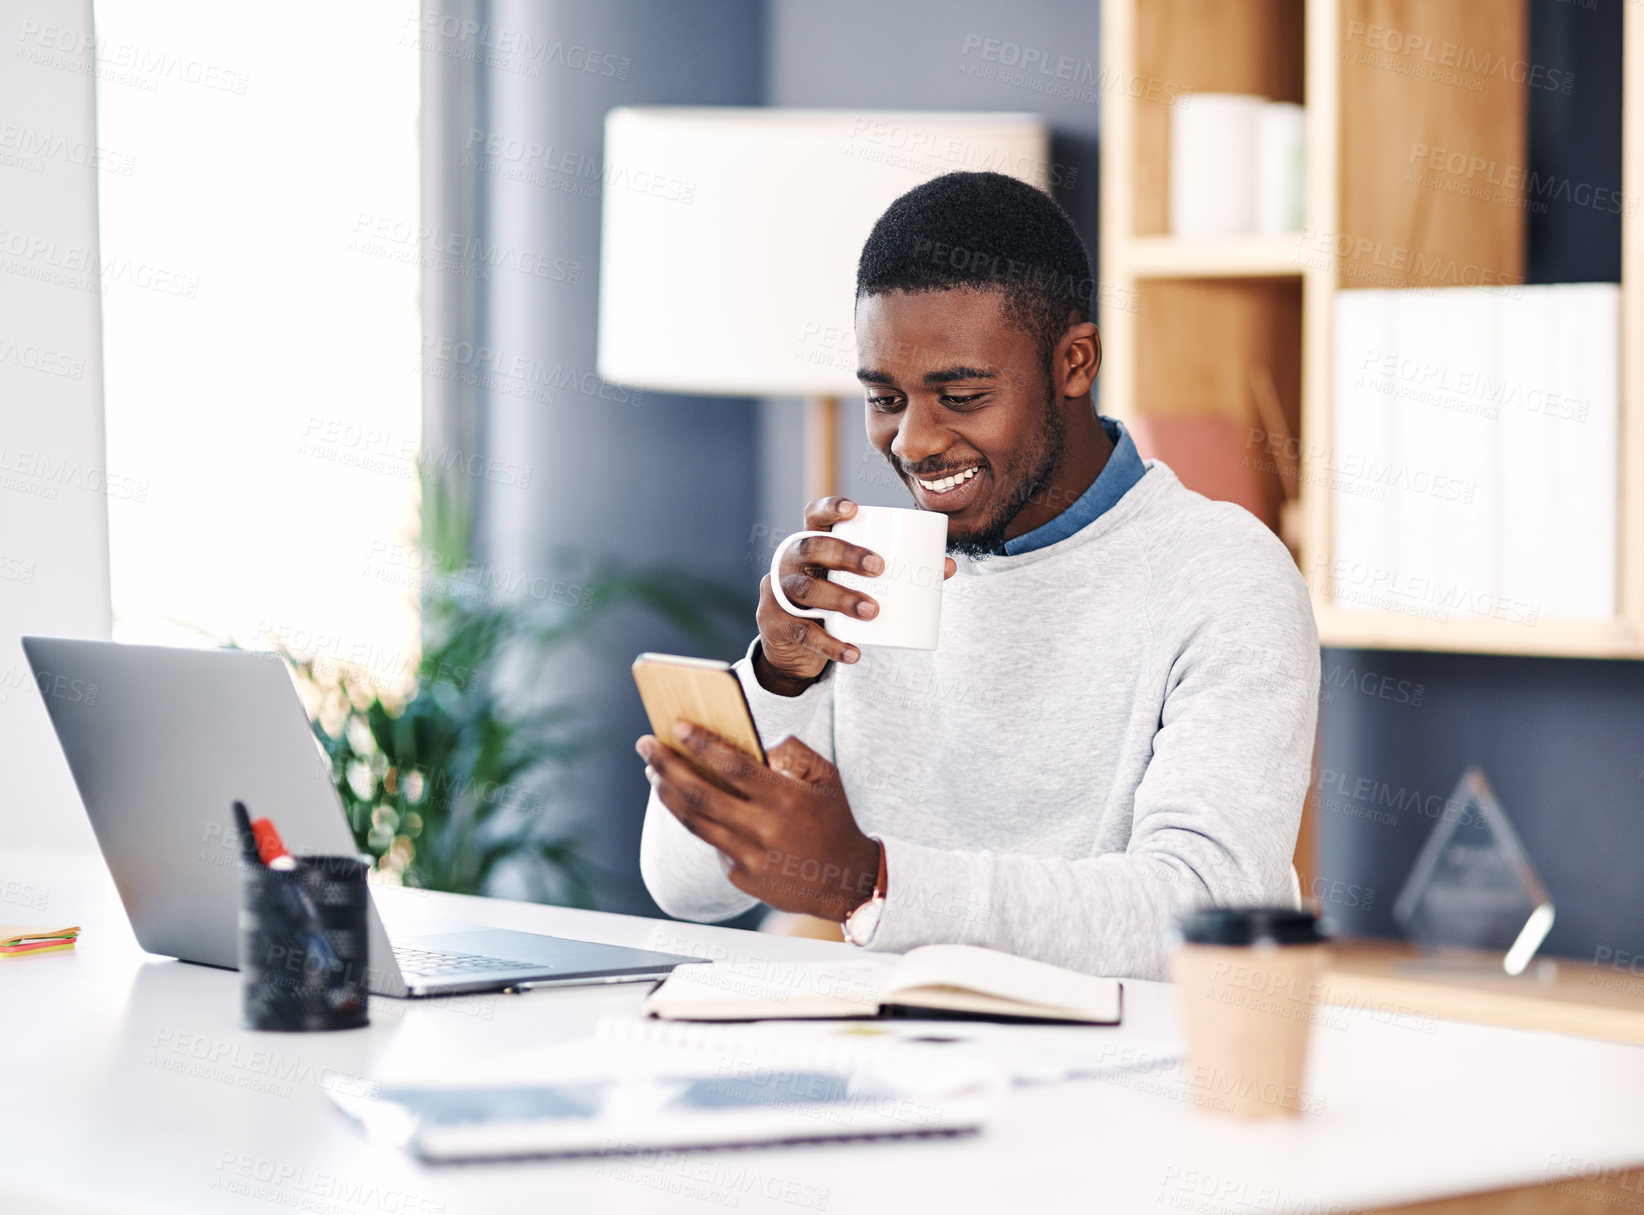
[768,506,948,651]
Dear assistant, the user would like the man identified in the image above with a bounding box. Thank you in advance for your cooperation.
[636,171,1318,980]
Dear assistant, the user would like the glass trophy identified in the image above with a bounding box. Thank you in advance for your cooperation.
[1392,767,1555,976]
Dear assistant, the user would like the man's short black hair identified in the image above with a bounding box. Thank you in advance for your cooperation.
[855,171,1093,363]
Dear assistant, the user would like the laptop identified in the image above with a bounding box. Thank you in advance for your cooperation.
[22,636,706,997]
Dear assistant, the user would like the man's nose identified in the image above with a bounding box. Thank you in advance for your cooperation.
[890,403,947,468]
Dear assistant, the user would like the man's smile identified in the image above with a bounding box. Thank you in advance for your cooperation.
[906,463,988,513]
[914,465,980,493]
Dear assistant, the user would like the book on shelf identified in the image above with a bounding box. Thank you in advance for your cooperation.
[1495,287,1551,619]
[1545,283,1620,620]
[1389,290,1445,614]
[1330,283,1619,627]
[1331,289,1395,612]
[1437,288,1499,608]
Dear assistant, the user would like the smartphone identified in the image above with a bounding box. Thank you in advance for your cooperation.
[631,653,767,792]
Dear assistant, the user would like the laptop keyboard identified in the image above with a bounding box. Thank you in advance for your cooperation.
[393,945,540,977]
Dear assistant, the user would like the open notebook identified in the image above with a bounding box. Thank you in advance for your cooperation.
[644,944,1122,1025]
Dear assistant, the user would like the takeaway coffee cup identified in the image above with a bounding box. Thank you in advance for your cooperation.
[769,506,949,651]
[1170,906,1330,1119]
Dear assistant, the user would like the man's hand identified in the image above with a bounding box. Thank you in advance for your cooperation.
[756,496,957,696]
[637,723,880,922]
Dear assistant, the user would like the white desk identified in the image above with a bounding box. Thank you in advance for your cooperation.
[5,846,1643,1215]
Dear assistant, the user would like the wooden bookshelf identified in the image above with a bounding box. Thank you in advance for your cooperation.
[1126,234,1309,278]
[1099,0,1644,660]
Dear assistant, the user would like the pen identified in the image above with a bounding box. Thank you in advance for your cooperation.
[505,974,667,994]
[232,801,261,867]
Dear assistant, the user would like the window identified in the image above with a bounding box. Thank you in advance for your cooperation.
[95,1,420,688]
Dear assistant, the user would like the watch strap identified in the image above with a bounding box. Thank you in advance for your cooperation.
[842,838,887,947]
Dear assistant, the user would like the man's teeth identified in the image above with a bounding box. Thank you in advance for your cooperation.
[917,467,980,493]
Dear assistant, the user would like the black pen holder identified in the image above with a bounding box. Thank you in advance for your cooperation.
[240,854,370,1031]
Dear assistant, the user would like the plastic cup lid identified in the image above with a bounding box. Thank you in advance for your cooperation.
[1176,905,1329,946]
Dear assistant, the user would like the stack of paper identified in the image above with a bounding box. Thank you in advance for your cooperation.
[1330,284,1620,625]
[0,924,80,957]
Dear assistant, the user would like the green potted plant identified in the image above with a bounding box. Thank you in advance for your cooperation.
[271,488,745,904]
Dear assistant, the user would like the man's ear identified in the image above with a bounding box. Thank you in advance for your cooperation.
[1058,319,1101,397]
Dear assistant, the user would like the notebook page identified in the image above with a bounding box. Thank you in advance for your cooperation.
[643,956,896,1019]
[882,944,1121,1021]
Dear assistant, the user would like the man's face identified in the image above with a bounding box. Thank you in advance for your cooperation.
[856,287,1064,558]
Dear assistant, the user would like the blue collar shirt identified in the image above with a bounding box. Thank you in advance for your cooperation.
[991,414,1147,556]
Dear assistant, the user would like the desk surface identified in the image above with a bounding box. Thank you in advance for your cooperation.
[4,846,1643,1215]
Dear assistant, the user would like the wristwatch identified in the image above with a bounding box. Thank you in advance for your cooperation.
[842,838,887,947]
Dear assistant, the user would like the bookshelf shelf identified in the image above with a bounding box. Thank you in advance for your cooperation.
[1100,0,1644,662]
[1314,605,1644,662]
[1125,235,1306,279]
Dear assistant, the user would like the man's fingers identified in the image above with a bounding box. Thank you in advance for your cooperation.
[646,738,739,808]
[777,567,879,623]
[787,533,884,579]
[801,495,858,531]
[645,739,768,835]
[671,723,773,793]
[944,556,958,579]
[781,535,885,619]
[766,735,839,786]
[759,584,861,665]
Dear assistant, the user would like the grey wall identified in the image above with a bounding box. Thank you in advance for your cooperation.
[0,0,112,851]
[476,1,766,581]
[1525,0,1622,285]
[425,0,766,914]
[758,0,1104,541]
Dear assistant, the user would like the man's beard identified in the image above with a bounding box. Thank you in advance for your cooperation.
[945,390,1067,560]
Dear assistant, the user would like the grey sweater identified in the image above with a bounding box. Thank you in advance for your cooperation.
[640,462,1320,980]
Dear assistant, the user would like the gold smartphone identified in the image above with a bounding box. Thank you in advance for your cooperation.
[632,653,767,792]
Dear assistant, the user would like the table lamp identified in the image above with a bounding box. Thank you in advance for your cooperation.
[598,107,1051,500]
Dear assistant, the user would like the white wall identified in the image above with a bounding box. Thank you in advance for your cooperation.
[0,0,113,850]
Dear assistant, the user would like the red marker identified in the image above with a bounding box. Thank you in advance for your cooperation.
[251,817,296,870]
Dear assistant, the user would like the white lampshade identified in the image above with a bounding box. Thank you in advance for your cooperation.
[598,107,1051,397]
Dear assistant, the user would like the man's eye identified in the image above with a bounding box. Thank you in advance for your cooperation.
[867,395,902,410]
[940,394,983,407]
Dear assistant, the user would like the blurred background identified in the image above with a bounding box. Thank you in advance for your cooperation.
[2,0,1640,961]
